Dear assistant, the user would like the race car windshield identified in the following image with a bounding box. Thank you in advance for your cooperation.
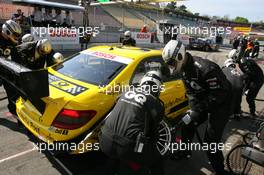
[55,53,127,86]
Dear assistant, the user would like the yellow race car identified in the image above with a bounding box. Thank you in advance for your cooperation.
[16,45,188,155]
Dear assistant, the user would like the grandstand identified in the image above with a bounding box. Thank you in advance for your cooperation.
[89,2,208,32]
[101,4,146,30]
[88,6,122,30]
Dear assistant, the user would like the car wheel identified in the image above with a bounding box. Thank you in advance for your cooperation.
[205,45,210,52]
[156,120,172,156]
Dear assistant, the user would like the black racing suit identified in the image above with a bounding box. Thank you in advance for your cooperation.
[16,41,55,70]
[0,34,20,115]
[252,41,260,58]
[99,89,164,175]
[239,58,264,115]
[122,37,136,46]
[181,53,232,175]
[239,38,248,59]
[222,66,244,115]
[232,39,240,50]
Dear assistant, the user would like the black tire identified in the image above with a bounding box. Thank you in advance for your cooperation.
[226,144,253,175]
[204,45,210,52]
[243,132,256,145]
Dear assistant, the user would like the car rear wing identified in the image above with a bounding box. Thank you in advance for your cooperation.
[0,57,49,114]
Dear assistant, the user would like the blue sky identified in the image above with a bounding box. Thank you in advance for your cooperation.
[177,0,263,22]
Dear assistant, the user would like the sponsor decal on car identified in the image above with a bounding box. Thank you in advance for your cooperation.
[48,126,69,135]
[82,50,133,64]
[49,74,88,96]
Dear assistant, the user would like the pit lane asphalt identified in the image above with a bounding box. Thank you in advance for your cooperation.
[0,48,263,175]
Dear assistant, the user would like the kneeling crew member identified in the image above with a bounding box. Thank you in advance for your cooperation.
[99,70,165,175]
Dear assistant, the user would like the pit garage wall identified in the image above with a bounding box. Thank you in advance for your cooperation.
[90,30,121,43]
[0,1,33,22]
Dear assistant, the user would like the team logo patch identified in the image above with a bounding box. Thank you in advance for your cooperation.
[49,74,88,96]
[231,69,241,76]
[190,81,202,90]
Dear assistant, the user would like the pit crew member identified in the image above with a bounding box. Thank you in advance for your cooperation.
[162,40,232,175]
[99,70,165,175]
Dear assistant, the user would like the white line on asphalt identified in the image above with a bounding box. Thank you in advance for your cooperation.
[0,147,37,164]
[200,167,213,175]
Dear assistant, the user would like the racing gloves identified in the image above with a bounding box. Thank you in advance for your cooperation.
[181,110,200,126]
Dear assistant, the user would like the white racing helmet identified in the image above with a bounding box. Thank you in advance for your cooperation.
[162,40,186,73]
[53,52,64,63]
[2,20,22,44]
[37,39,52,56]
[22,33,34,43]
[224,58,236,68]
[228,49,239,60]
[124,31,131,38]
[139,70,163,96]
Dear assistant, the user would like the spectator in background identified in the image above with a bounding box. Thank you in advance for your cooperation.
[55,9,62,26]
[33,7,43,26]
[245,37,254,57]
[43,9,53,27]
[232,36,240,50]
[140,24,148,33]
[64,11,72,27]
[252,39,260,58]
[12,9,24,24]
[238,35,248,59]
[216,35,223,45]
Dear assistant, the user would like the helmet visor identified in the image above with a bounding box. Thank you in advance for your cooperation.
[166,56,176,66]
[10,33,20,44]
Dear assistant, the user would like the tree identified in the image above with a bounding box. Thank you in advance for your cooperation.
[166,2,177,10]
[234,16,249,23]
[222,14,230,21]
[178,5,187,12]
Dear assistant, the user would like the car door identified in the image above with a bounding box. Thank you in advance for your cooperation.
[130,56,188,119]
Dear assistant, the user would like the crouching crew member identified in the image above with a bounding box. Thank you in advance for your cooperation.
[222,58,244,119]
[99,70,165,175]
[16,39,63,70]
[239,57,264,117]
[162,40,232,175]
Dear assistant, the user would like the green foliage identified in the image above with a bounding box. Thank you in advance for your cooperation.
[234,16,249,23]
[166,2,177,10]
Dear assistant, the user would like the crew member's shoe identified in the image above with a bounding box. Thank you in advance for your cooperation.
[233,113,241,120]
[170,150,192,160]
[250,111,258,117]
